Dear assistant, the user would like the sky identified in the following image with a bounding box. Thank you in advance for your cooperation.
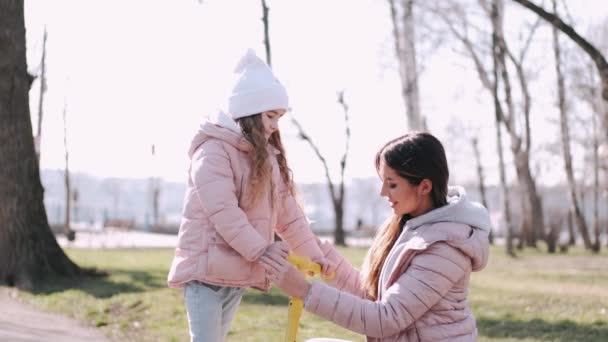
[24,0,608,187]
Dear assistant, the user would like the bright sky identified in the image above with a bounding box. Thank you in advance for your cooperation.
[24,0,608,187]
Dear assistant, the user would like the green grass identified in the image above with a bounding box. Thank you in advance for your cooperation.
[9,245,608,341]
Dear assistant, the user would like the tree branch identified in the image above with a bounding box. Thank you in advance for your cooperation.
[289,117,337,201]
[337,90,351,208]
[511,0,608,110]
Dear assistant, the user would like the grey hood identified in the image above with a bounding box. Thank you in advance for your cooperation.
[377,186,491,298]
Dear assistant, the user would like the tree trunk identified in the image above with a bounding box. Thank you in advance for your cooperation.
[471,137,492,243]
[513,152,544,247]
[567,209,576,245]
[517,185,531,247]
[289,91,352,247]
[389,0,423,130]
[151,144,160,229]
[261,0,272,68]
[493,0,544,247]
[333,199,345,246]
[551,0,592,250]
[491,0,515,256]
[35,28,47,162]
[592,101,601,252]
[0,0,81,289]
[62,103,75,241]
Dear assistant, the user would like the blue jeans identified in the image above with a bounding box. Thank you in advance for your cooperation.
[184,281,246,342]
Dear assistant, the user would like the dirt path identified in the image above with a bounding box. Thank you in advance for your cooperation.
[0,288,110,342]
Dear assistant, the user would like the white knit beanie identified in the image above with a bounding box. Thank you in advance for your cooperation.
[227,48,289,120]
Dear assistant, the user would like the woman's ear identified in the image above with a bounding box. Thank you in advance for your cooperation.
[419,179,433,196]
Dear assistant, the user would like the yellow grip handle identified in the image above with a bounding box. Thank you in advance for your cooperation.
[286,254,334,279]
[285,298,304,342]
[284,254,335,342]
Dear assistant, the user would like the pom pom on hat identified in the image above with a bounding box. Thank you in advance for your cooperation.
[233,48,262,73]
[227,48,289,120]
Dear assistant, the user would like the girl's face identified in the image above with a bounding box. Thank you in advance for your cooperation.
[262,109,286,139]
[379,161,433,218]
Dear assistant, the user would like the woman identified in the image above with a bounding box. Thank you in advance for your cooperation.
[263,132,491,341]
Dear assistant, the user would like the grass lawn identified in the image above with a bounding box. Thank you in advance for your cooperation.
[11,245,608,341]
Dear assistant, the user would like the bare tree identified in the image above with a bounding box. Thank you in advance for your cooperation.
[150,144,161,228]
[468,0,546,248]
[493,2,548,248]
[257,2,353,244]
[550,0,592,250]
[444,117,494,243]
[291,91,352,246]
[511,0,608,145]
[0,0,81,289]
[490,0,517,255]
[572,54,606,251]
[261,0,272,68]
[62,99,75,241]
[436,0,525,255]
[471,136,493,243]
[35,28,47,162]
[388,0,424,130]
[591,102,601,252]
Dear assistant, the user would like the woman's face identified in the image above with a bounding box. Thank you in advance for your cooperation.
[379,161,433,218]
[261,109,286,139]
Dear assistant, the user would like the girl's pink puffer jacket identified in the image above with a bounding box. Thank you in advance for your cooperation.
[167,112,324,291]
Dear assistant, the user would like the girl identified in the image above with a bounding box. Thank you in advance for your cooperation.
[264,132,491,342]
[167,49,333,342]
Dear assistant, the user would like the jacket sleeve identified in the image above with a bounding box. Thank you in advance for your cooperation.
[304,243,470,338]
[191,140,267,262]
[275,186,323,261]
[318,240,366,298]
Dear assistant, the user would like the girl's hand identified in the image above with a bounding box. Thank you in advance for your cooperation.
[314,258,337,278]
[259,241,290,282]
[270,264,312,300]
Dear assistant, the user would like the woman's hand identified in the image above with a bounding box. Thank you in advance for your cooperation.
[268,263,312,300]
[259,241,290,281]
[314,258,337,278]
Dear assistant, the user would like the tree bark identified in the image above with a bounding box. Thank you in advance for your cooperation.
[491,0,516,256]
[62,101,75,241]
[550,0,592,250]
[492,0,544,247]
[443,0,541,253]
[567,209,576,245]
[388,0,423,130]
[471,137,492,243]
[35,28,47,162]
[592,102,600,252]
[513,153,544,246]
[289,92,351,246]
[261,0,272,67]
[0,0,81,289]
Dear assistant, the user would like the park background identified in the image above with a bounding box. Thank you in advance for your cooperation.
[1,0,608,341]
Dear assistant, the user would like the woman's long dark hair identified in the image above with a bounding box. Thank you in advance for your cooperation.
[362,131,449,300]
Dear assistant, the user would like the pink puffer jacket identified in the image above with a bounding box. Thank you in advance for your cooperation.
[167,112,324,291]
[304,187,491,341]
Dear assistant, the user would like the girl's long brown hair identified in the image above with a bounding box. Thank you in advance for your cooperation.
[362,132,449,300]
[236,113,294,206]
